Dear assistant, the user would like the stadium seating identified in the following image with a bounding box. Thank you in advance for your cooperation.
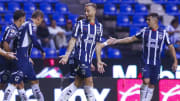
[152,0,166,4]
[59,48,66,56]
[55,3,69,14]
[132,15,146,26]
[106,0,121,4]
[165,4,179,15]
[44,48,57,58]
[129,27,140,36]
[108,48,122,58]
[121,0,136,4]
[8,2,20,12]
[104,3,118,15]
[24,3,36,14]
[117,15,130,27]
[4,14,13,24]
[135,4,148,15]
[31,48,42,58]
[68,14,79,25]
[52,14,66,26]
[0,3,5,13]
[119,4,133,15]
[40,3,52,14]
[90,0,106,4]
[44,15,50,25]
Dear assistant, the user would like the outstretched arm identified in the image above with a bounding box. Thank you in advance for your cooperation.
[59,37,77,65]
[113,36,139,45]
[168,44,178,72]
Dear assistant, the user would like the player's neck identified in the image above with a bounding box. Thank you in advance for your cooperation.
[151,24,159,31]
[89,16,95,24]
[31,18,37,25]
[14,21,21,28]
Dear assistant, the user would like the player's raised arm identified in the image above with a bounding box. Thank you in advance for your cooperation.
[113,36,139,44]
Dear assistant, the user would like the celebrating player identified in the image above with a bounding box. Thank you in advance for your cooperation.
[3,10,45,101]
[109,13,177,101]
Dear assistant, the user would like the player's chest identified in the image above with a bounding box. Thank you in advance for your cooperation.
[144,31,164,43]
[81,24,101,38]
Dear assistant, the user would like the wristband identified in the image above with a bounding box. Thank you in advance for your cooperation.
[103,42,108,46]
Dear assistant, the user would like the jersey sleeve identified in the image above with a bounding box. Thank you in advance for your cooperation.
[2,27,17,43]
[72,21,81,39]
[28,23,44,53]
[96,23,103,42]
[164,30,171,45]
[135,27,146,39]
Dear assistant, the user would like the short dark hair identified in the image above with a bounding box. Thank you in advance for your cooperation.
[32,10,44,18]
[13,10,26,21]
[85,3,97,9]
[171,18,179,25]
[147,13,159,20]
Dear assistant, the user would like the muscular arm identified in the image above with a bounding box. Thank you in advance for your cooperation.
[114,36,139,44]
[2,41,11,52]
[65,37,77,57]
[96,42,102,62]
[168,44,178,71]
[168,44,178,63]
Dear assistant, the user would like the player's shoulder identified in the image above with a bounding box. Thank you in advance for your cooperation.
[5,24,17,33]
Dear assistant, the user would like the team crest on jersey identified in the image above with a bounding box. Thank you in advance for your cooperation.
[158,33,163,40]
[11,29,15,33]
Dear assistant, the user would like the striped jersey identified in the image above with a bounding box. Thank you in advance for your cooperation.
[135,27,171,66]
[72,19,103,65]
[17,19,44,57]
[2,23,19,52]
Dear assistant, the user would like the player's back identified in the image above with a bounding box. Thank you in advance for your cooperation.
[16,20,35,60]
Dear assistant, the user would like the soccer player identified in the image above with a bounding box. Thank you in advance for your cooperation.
[3,10,45,101]
[58,3,108,101]
[0,10,28,101]
[110,13,177,101]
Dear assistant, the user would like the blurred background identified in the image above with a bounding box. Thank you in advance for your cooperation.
[0,0,180,101]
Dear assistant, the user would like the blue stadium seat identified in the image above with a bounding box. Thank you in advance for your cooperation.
[68,14,79,25]
[108,48,121,58]
[29,0,42,2]
[104,4,118,16]
[12,0,27,2]
[40,3,52,14]
[117,15,130,27]
[52,14,66,26]
[4,14,13,24]
[8,2,20,12]
[121,0,136,4]
[129,27,140,36]
[119,4,133,15]
[135,4,148,15]
[91,0,106,4]
[26,14,32,20]
[31,48,42,58]
[132,15,146,26]
[45,0,58,3]
[152,0,166,4]
[44,48,57,58]
[44,15,50,25]
[59,48,66,56]
[93,50,105,59]
[0,0,10,2]
[0,3,5,13]
[167,0,180,4]
[24,3,36,14]
[165,4,179,15]
[106,0,121,4]
[55,3,69,15]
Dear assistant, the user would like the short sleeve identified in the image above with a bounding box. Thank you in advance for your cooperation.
[3,27,17,43]
[135,27,146,39]
[72,21,81,39]
[164,30,171,45]
[96,23,103,42]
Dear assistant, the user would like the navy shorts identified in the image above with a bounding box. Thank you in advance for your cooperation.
[142,64,160,85]
[0,55,16,83]
[69,58,92,78]
[10,58,37,84]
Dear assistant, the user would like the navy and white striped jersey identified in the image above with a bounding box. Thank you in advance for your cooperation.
[2,23,19,52]
[17,19,44,57]
[71,19,103,65]
[135,27,171,66]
